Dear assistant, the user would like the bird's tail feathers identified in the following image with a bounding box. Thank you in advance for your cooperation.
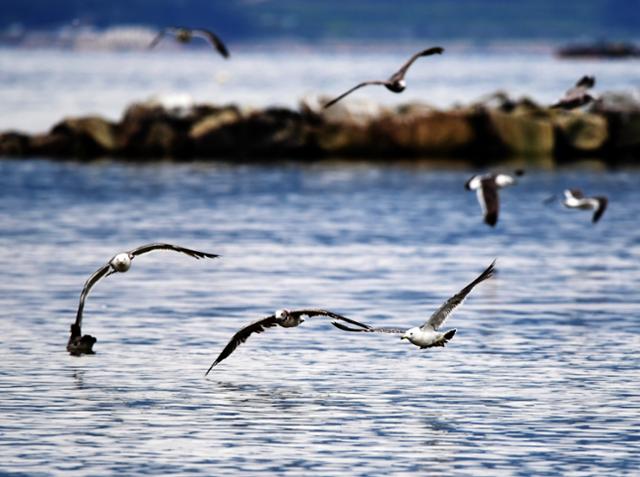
[443,329,457,342]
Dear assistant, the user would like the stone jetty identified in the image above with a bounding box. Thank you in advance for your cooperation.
[2,92,639,162]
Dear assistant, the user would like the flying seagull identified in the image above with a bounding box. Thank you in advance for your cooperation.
[324,46,444,108]
[551,76,595,110]
[563,188,608,223]
[331,261,496,349]
[465,170,524,227]
[205,309,366,374]
[148,27,230,58]
[67,243,219,356]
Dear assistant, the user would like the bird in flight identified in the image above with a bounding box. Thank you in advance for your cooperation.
[205,309,366,374]
[562,188,608,223]
[148,27,230,58]
[324,46,444,108]
[551,76,596,109]
[465,170,524,227]
[67,243,219,356]
[331,261,496,349]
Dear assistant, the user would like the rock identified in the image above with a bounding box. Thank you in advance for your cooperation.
[607,112,640,153]
[191,107,320,157]
[28,133,75,157]
[50,116,119,157]
[552,112,608,152]
[189,107,244,156]
[485,110,554,156]
[316,119,372,155]
[118,102,193,157]
[243,108,317,156]
[594,91,640,114]
[371,110,476,155]
[0,132,30,156]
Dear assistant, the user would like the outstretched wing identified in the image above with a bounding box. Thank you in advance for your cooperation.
[289,309,374,328]
[592,197,608,223]
[392,46,444,80]
[552,76,595,109]
[147,29,168,49]
[75,263,111,328]
[422,260,496,331]
[331,321,405,334]
[192,28,230,58]
[575,75,595,89]
[206,315,279,374]
[478,178,499,227]
[129,243,219,260]
[324,81,387,108]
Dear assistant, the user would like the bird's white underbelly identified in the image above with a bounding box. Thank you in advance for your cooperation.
[564,197,596,210]
[409,329,441,347]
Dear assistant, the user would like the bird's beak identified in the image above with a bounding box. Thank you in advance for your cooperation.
[400,336,407,340]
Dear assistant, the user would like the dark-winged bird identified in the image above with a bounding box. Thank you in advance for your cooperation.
[465,170,524,227]
[332,261,495,349]
[324,46,444,108]
[67,243,219,356]
[205,309,367,373]
[563,188,608,223]
[551,76,595,109]
[148,27,230,58]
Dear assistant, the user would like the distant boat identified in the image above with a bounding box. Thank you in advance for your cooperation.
[556,42,640,59]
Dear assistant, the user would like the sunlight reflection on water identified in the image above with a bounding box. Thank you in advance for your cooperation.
[1,159,639,475]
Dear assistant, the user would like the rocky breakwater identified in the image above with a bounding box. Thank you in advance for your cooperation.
[2,92,639,162]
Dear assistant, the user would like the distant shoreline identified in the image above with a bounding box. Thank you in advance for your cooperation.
[2,95,639,164]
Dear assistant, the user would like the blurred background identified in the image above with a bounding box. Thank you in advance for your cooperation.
[2,0,639,44]
[1,0,639,132]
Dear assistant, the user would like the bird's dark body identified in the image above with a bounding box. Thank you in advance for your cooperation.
[385,82,405,93]
[67,324,97,356]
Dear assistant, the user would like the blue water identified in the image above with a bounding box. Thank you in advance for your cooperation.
[1,158,639,475]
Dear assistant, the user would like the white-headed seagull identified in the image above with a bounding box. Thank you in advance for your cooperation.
[563,188,608,223]
[332,261,495,350]
[465,170,524,227]
[67,243,219,356]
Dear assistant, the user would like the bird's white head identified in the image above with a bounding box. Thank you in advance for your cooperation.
[111,252,132,272]
[275,309,289,319]
[401,327,419,343]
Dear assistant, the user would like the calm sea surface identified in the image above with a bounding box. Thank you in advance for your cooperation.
[1,158,639,476]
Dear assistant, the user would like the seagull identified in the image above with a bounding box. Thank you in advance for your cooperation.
[324,46,444,108]
[205,309,367,374]
[563,188,608,223]
[465,170,524,227]
[148,27,230,58]
[67,243,219,355]
[331,261,496,349]
[551,76,596,110]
